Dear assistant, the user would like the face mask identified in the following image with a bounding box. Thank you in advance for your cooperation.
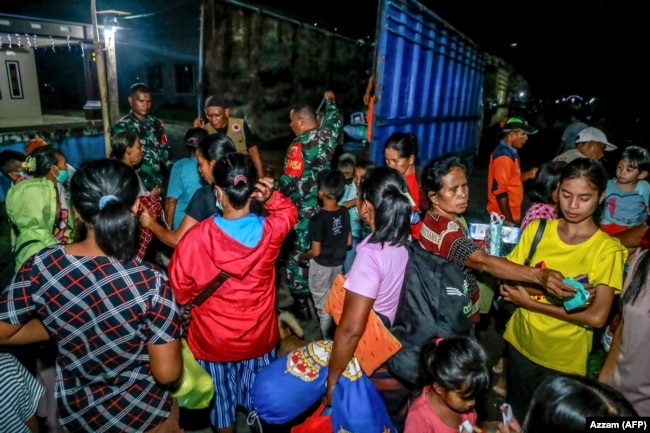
[215,197,223,213]
[53,166,69,184]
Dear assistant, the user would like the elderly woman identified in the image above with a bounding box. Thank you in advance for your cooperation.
[418,154,573,323]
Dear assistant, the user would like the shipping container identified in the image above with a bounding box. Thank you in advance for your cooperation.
[370,0,485,167]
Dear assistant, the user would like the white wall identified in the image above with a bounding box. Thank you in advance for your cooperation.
[0,48,42,118]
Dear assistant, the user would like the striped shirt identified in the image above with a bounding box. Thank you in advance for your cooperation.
[0,245,181,433]
[0,353,45,433]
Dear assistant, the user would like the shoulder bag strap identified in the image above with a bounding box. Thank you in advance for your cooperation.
[191,271,231,308]
[524,219,547,266]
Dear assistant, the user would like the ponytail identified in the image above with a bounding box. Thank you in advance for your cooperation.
[70,159,140,260]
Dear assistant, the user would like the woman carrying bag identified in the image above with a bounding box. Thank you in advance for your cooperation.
[169,153,297,433]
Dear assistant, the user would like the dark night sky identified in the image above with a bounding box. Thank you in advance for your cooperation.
[1,0,647,112]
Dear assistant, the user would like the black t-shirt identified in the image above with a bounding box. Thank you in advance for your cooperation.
[185,184,218,222]
[184,184,265,223]
[307,207,351,267]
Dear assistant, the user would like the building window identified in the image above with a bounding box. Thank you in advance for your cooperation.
[6,61,23,99]
[175,63,194,94]
[147,64,163,93]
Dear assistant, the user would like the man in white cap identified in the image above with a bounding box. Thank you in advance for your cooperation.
[554,127,617,163]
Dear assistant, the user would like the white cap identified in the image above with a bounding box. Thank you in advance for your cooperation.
[576,127,617,151]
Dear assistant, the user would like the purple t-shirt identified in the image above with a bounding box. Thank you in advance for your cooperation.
[343,236,408,323]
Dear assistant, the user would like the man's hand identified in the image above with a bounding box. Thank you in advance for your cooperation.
[538,269,576,298]
[193,116,205,128]
[324,90,335,102]
[522,167,538,182]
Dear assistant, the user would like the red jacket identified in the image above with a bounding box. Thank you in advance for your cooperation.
[169,191,298,362]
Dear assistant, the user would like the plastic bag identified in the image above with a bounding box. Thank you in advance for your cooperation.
[486,212,504,256]
[290,403,332,433]
[173,339,214,409]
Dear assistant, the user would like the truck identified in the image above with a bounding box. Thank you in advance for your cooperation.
[200,0,487,167]
[369,0,485,166]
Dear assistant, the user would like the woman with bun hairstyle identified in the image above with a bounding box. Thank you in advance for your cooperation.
[0,158,183,433]
[169,153,297,432]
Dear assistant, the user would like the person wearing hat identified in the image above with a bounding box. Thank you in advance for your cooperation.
[554,126,617,163]
[164,127,209,230]
[486,116,539,226]
[193,95,265,178]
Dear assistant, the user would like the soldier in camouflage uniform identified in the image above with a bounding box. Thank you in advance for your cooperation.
[278,90,343,320]
[110,83,171,192]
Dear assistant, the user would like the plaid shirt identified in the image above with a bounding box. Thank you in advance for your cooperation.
[0,245,181,433]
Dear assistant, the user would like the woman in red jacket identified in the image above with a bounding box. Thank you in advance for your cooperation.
[169,153,297,433]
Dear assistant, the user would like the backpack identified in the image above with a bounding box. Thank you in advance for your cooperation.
[386,239,472,386]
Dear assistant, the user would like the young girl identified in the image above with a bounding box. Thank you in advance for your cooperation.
[500,158,627,420]
[520,160,567,231]
[341,159,375,273]
[404,337,489,433]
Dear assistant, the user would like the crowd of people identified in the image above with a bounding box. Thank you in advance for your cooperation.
[0,81,648,433]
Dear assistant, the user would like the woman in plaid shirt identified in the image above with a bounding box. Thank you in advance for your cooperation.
[0,158,183,433]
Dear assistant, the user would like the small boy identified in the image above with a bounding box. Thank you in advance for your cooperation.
[601,145,650,236]
[336,153,357,273]
[299,169,352,338]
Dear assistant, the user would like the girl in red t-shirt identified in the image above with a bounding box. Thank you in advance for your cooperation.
[404,337,489,433]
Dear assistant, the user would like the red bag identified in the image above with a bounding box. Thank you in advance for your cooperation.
[290,403,332,433]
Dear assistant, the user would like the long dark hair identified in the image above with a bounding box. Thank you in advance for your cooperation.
[358,166,411,246]
[110,131,139,160]
[418,337,489,399]
[521,375,637,433]
[383,132,418,159]
[622,249,650,310]
[529,160,566,204]
[197,132,236,163]
[70,158,140,261]
[213,153,258,210]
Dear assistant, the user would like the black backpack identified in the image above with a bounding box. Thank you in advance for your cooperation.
[387,239,472,386]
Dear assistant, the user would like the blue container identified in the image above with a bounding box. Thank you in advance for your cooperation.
[370,0,485,167]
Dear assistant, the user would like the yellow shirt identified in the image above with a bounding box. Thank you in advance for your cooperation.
[504,218,626,375]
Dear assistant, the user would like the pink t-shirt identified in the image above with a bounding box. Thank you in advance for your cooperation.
[405,386,478,433]
[343,235,408,324]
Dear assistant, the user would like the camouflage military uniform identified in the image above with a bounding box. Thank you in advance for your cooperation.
[110,111,170,191]
[278,100,343,296]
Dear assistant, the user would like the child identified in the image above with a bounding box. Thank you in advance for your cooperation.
[336,153,357,273]
[341,159,376,273]
[601,145,650,236]
[404,337,489,433]
[520,160,566,231]
[299,169,352,338]
[500,158,627,420]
